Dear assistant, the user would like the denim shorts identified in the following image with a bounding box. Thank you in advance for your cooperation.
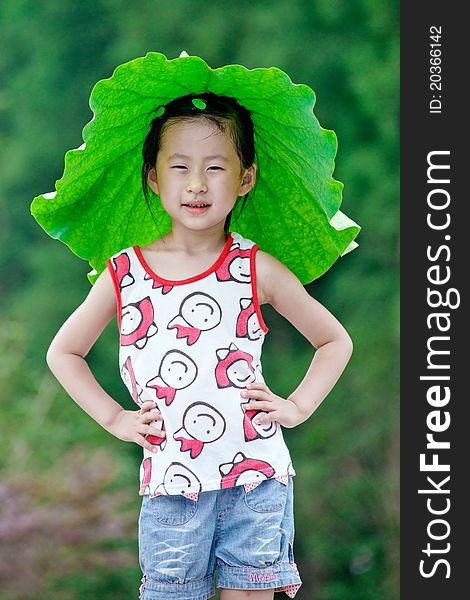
[138,475,302,599]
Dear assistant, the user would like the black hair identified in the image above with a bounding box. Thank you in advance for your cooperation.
[141,91,257,234]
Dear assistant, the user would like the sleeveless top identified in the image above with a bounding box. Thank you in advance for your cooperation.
[106,231,296,501]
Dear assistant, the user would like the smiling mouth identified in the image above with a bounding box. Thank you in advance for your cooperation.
[182,203,211,208]
[237,374,251,383]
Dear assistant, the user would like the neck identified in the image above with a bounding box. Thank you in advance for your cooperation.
[166,223,228,254]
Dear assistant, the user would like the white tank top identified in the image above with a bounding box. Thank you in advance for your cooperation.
[106,231,296,501]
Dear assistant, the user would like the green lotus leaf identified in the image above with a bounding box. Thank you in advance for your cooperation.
[31,51,360,284]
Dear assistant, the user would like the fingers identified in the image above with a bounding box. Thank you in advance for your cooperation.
[135,402,164,452]
[135,433,162,453]
[241,383,281,424]
[244,400,273,412]
[241,387,272,405]
[135,424,166,452]
[245,381,270,392]
[140,423,166,438]
[139,400,158,414]
[140,409,162,424]
[254,411,278,425]
[240,388,269,399]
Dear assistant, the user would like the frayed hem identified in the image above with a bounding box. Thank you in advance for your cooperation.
[138,572,214,600]
[216,561,302,598]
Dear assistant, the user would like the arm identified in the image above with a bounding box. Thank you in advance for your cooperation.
[242,250,353,427]
[46,267,164,451]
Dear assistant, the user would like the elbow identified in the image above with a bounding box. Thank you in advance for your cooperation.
[345,335,354,359]
[46,337,65,372]
[341,332,354,361]
[327,326,353,362]
[46,343,58,372]
[315,331,353,362]
[46,340,85,372]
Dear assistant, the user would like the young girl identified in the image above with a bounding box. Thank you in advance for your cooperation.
[37,53,358,600]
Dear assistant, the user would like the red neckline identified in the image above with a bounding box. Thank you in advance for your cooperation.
[133,233,233,285]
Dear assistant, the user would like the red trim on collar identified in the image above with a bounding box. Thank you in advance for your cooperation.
[133,233,233,285]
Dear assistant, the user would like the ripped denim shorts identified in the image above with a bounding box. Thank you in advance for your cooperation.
[138,475,302,599]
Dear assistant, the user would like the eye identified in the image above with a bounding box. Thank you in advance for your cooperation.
[208,166,223,171]
[171,165,187,170]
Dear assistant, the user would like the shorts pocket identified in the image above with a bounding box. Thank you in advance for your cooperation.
[149,494,199,526]
[244,477,288,513]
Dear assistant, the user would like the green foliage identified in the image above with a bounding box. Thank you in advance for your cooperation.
[0,0,398,598]
[30,51,359,284]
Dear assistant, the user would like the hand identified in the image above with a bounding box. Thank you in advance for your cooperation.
[240,382,306,429]
[107,400,166,452]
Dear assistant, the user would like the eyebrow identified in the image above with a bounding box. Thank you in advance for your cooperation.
[167,153,228,162]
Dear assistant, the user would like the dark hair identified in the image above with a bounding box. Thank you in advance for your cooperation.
[141,91,257,234]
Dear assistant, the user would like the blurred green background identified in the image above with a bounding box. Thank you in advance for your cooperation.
[0,0,399,598]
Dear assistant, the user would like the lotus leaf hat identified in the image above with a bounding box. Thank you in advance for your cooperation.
[31,51,360,284]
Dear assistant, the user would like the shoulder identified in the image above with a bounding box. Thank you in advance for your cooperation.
[253,250,351,348]
[53,267,118,356]
[230,232,305,306]
[86,265,117,308]
[253,249,305,308]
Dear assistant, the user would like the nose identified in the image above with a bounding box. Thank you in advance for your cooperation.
[185,171,207,194]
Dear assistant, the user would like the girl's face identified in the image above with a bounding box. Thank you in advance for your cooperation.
[146,118,256,234]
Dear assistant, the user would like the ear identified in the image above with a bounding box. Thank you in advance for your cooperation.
[147,167,160,195]
[238,164,257,197]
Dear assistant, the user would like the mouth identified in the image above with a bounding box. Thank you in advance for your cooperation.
[182,203,211,214]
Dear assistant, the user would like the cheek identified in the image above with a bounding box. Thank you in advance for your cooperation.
[155,174,180,199]
[153,168,179,195]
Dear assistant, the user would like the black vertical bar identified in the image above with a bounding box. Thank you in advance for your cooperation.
[401,3,466,598]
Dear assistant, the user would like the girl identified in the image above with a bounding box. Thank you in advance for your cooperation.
[37,52,358,600]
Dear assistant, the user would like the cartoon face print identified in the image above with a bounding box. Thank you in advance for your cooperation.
[215,343,255,388]
[215,245,252,283]
[219,452,274,488]
[167,292,222,345]
[228,256,251,282]
[241,401,277,441]
[162,462,202,497]
[181,292,222,330]
[144,272,174,294]
[236,298,262,341]
[121,356,143,406]
[227,360,256,387]
[146,349,198,406]
[174,402,226,458]
[120,297,158,349]
[113,252,135,290]
[158,350,198,388]
[215,343,256,389]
